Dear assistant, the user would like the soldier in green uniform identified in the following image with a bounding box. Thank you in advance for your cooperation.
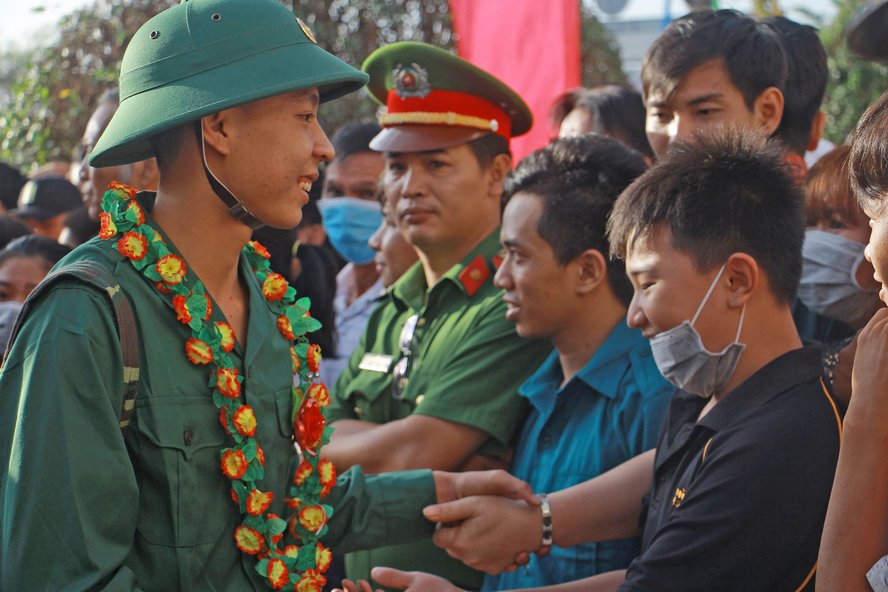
[322,42,552,590]
[0,3,536,591]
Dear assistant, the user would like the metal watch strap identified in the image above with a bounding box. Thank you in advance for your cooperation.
[539,492,553,547]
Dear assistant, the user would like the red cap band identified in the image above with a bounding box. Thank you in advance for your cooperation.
[382,89,512,140]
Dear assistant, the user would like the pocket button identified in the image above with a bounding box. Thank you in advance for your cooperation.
[183,429,193,446]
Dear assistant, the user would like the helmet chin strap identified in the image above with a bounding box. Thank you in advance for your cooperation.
[194,120,264,230]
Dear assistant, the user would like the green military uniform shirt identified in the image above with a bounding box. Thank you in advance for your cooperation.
[0,195,436,591]
[330,230,552,590]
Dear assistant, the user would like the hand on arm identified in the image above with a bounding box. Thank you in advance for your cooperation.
[322,414,488,473]
[337,568,626,592]
[818,308,888,592]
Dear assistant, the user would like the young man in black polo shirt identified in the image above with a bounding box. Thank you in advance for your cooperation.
[364,130,843,592]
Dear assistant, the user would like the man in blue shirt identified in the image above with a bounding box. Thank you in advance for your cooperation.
[483,134,672,589]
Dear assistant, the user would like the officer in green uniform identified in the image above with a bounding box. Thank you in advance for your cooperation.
[323,42,552,590]
[0,2,476,590]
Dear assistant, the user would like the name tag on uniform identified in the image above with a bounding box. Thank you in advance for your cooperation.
[358,353,394,373]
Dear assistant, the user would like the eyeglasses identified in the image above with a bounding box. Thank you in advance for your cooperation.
[391,314,419,400]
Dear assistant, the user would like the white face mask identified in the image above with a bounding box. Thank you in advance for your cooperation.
[798,229,877,327]
[649,264,746,398]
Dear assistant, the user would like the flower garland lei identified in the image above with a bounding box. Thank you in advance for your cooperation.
[99,182,336,591]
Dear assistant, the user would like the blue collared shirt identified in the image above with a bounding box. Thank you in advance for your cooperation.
[483,319,673,590]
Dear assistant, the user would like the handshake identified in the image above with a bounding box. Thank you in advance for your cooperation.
[336,469,549,592]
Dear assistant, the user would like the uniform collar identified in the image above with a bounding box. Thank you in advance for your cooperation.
[519,318,645,414]
[390,229,502,311]
[695,344,824,432]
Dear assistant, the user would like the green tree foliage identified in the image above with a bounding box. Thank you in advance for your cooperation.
[820,0,888,144]
[581,5,627,86]
[0,0,623,169]
[0,1,176,169]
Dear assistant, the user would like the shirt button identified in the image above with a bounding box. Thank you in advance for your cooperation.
[415,394,425,406]
[183,429,193,446]
[353,406,363,417]
[417,317,427,327]
[398,377,409,391]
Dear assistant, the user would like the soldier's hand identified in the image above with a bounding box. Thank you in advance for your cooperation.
[333,578,377,592]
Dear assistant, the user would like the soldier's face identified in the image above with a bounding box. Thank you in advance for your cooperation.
[383,143,499,253]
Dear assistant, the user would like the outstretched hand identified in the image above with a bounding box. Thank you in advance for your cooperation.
[432,469,538,507]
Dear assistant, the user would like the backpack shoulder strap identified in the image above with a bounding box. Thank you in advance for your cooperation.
[4,259,140,430]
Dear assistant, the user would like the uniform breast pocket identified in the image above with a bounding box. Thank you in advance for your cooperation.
[341,369,394,423]
[131,397,231,547]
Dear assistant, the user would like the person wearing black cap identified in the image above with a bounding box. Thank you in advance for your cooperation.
[11,176,83,240]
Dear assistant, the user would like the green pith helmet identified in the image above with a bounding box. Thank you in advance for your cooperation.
[362,41,532,152]
[90,0,368,168]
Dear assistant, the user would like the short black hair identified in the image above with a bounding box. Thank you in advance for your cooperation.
[0,214,31,250]
[0,234,71,273]
[467,133,510,169]
[642,9,787,111]
[502,134,646,306]
[848,90,888,214]
[763,16,827,156]
[0,162,27,212]
[331,122,382,162]
[607,127,804,304]
[550,85,653,158]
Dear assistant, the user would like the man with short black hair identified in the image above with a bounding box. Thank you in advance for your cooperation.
[642,9,786,161]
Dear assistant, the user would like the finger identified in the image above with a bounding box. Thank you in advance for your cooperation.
[432,524,460,552]
[338,579,357,592]
[371,567,416,590]
[424,496,478,523]
[514,551,531,565]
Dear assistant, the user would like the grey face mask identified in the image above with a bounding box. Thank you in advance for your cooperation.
[798,229,877,327]
[649,264,746,398]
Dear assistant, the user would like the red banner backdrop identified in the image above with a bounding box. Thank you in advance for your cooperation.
[448,0,581,162]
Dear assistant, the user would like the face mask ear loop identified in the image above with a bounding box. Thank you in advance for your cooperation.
[691,264,728,327]
[734,304,747,342]
[194,119,264,230]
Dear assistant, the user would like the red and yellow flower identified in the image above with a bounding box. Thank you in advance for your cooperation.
[316,543,332,572]
[98,212,117,239]
[234,525,265,555]
[249,240,271,259]
[293,460,313,486]
[298,505,327,532]
[116,231,148,261]
[277,315,295,340]
[256,444,265,466]
[307,344,321,374]
[291,346,301,373]
[232,405,257,436]
[156,254,186,286]
[283,544,300,558]
[295,569,326,592]
[185,337,213,365]
[221,449,248,480]
[108,180,137,199]
[219,407,231,434]
[307,383,330,407]
[295,399,325,451]
[267,557,289,589]
[216,367,241,399]
[173,295,192,324]
[262,273,288,301]
[317,459,336,497]
[216,322,235,352]
[126,200,146,225]
[246,488,274,516]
